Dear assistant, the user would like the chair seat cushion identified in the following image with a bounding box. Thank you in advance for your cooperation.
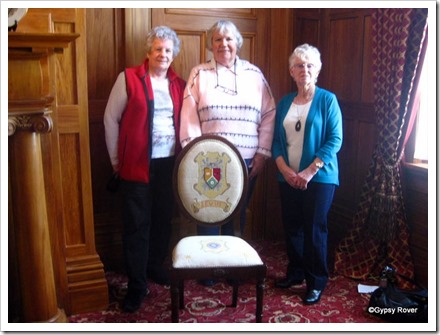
[172,235,264,268]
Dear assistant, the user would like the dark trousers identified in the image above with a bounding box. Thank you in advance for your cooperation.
[120,157,175,293]
[279,181,335,291]
[197,159,255,236]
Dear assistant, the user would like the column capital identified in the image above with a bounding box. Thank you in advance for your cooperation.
[8,109,53,136]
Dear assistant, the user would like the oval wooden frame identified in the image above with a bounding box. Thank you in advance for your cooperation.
[173,135,249,227]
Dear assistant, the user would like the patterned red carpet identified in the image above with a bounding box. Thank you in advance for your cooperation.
[69,240,384,324]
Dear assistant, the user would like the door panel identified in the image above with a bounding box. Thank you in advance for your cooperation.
[152,8,264,81]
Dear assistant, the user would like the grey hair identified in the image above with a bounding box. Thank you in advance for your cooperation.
[289,43,322,72]
[145,26,181,58]
[206,20,243,51]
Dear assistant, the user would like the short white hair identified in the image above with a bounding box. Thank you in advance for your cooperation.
[145,26,181,58]
[206,20,243,51]
[289,43,322,72]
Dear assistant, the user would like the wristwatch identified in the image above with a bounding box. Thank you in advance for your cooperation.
[315,161,324,169]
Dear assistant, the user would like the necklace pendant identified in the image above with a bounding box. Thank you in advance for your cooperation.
[295,120,301,132]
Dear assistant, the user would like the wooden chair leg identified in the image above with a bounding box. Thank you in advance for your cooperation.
[256,279,265,323]
[179,280,184,309]
[170,283,179,323]
[231,284,238,307]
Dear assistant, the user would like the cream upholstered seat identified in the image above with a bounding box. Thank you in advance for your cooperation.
[170,135,266,322]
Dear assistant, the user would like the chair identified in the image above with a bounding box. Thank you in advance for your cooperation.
[170,135,267,322]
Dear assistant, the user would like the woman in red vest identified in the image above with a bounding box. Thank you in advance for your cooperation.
[104,26,186,313]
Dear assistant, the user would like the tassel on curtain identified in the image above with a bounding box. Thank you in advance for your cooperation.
[334,8,428,287]
[365,156,402,243]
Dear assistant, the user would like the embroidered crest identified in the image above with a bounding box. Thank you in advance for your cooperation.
[194,151,231,199]
[204,167,221,189]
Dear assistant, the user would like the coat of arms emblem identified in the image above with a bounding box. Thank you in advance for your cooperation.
[204,167,221,189]
[194,151,230,199]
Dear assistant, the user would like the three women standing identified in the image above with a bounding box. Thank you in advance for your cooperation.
[105,20,340,310]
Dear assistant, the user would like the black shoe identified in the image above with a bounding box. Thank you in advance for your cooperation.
[303,289,322,305]
[198,279,217,287]
[275,277,304,288]
[122,289,148,313]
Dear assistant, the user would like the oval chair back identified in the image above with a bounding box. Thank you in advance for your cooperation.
[170,135,267,322]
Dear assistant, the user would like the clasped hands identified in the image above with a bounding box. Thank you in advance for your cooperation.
[283,166,315,191]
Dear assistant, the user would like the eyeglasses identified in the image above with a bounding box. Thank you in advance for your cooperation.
[215,61,237,96]
[293,63,315,70]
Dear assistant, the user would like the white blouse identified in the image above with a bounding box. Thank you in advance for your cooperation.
[150,77,176,159]
[283,100,311,172]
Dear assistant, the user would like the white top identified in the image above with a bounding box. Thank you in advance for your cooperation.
[103,72,126,167]
[150,77,175,159]
[283,101,312,172]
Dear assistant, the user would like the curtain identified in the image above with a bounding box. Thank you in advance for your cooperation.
[334,8,428,286]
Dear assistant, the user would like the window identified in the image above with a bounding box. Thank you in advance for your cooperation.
[413,58,428,163]
[405,30,430,168]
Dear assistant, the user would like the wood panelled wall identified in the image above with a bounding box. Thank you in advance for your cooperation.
[403,166,428,287]
[86,8,126,273]
[85,8,427,287]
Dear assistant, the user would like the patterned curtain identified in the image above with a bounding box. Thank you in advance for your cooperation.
[334,8,428,285]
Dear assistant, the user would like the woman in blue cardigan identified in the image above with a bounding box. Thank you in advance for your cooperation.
[272,44,343,305]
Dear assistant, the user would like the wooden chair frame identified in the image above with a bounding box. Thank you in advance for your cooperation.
[170,135,267,322]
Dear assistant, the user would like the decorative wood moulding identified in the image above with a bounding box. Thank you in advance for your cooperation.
[8,96,54,111]
[164,8,257,19]
[8,33,79,136]
[8,32,80,51]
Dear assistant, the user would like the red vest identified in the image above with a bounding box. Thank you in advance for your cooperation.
[118,59,186,183]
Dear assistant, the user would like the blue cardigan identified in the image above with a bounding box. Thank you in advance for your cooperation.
[272,86,343,185]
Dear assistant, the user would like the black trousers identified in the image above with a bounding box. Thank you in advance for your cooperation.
[120,157,175,293]
[279,181,335,291]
